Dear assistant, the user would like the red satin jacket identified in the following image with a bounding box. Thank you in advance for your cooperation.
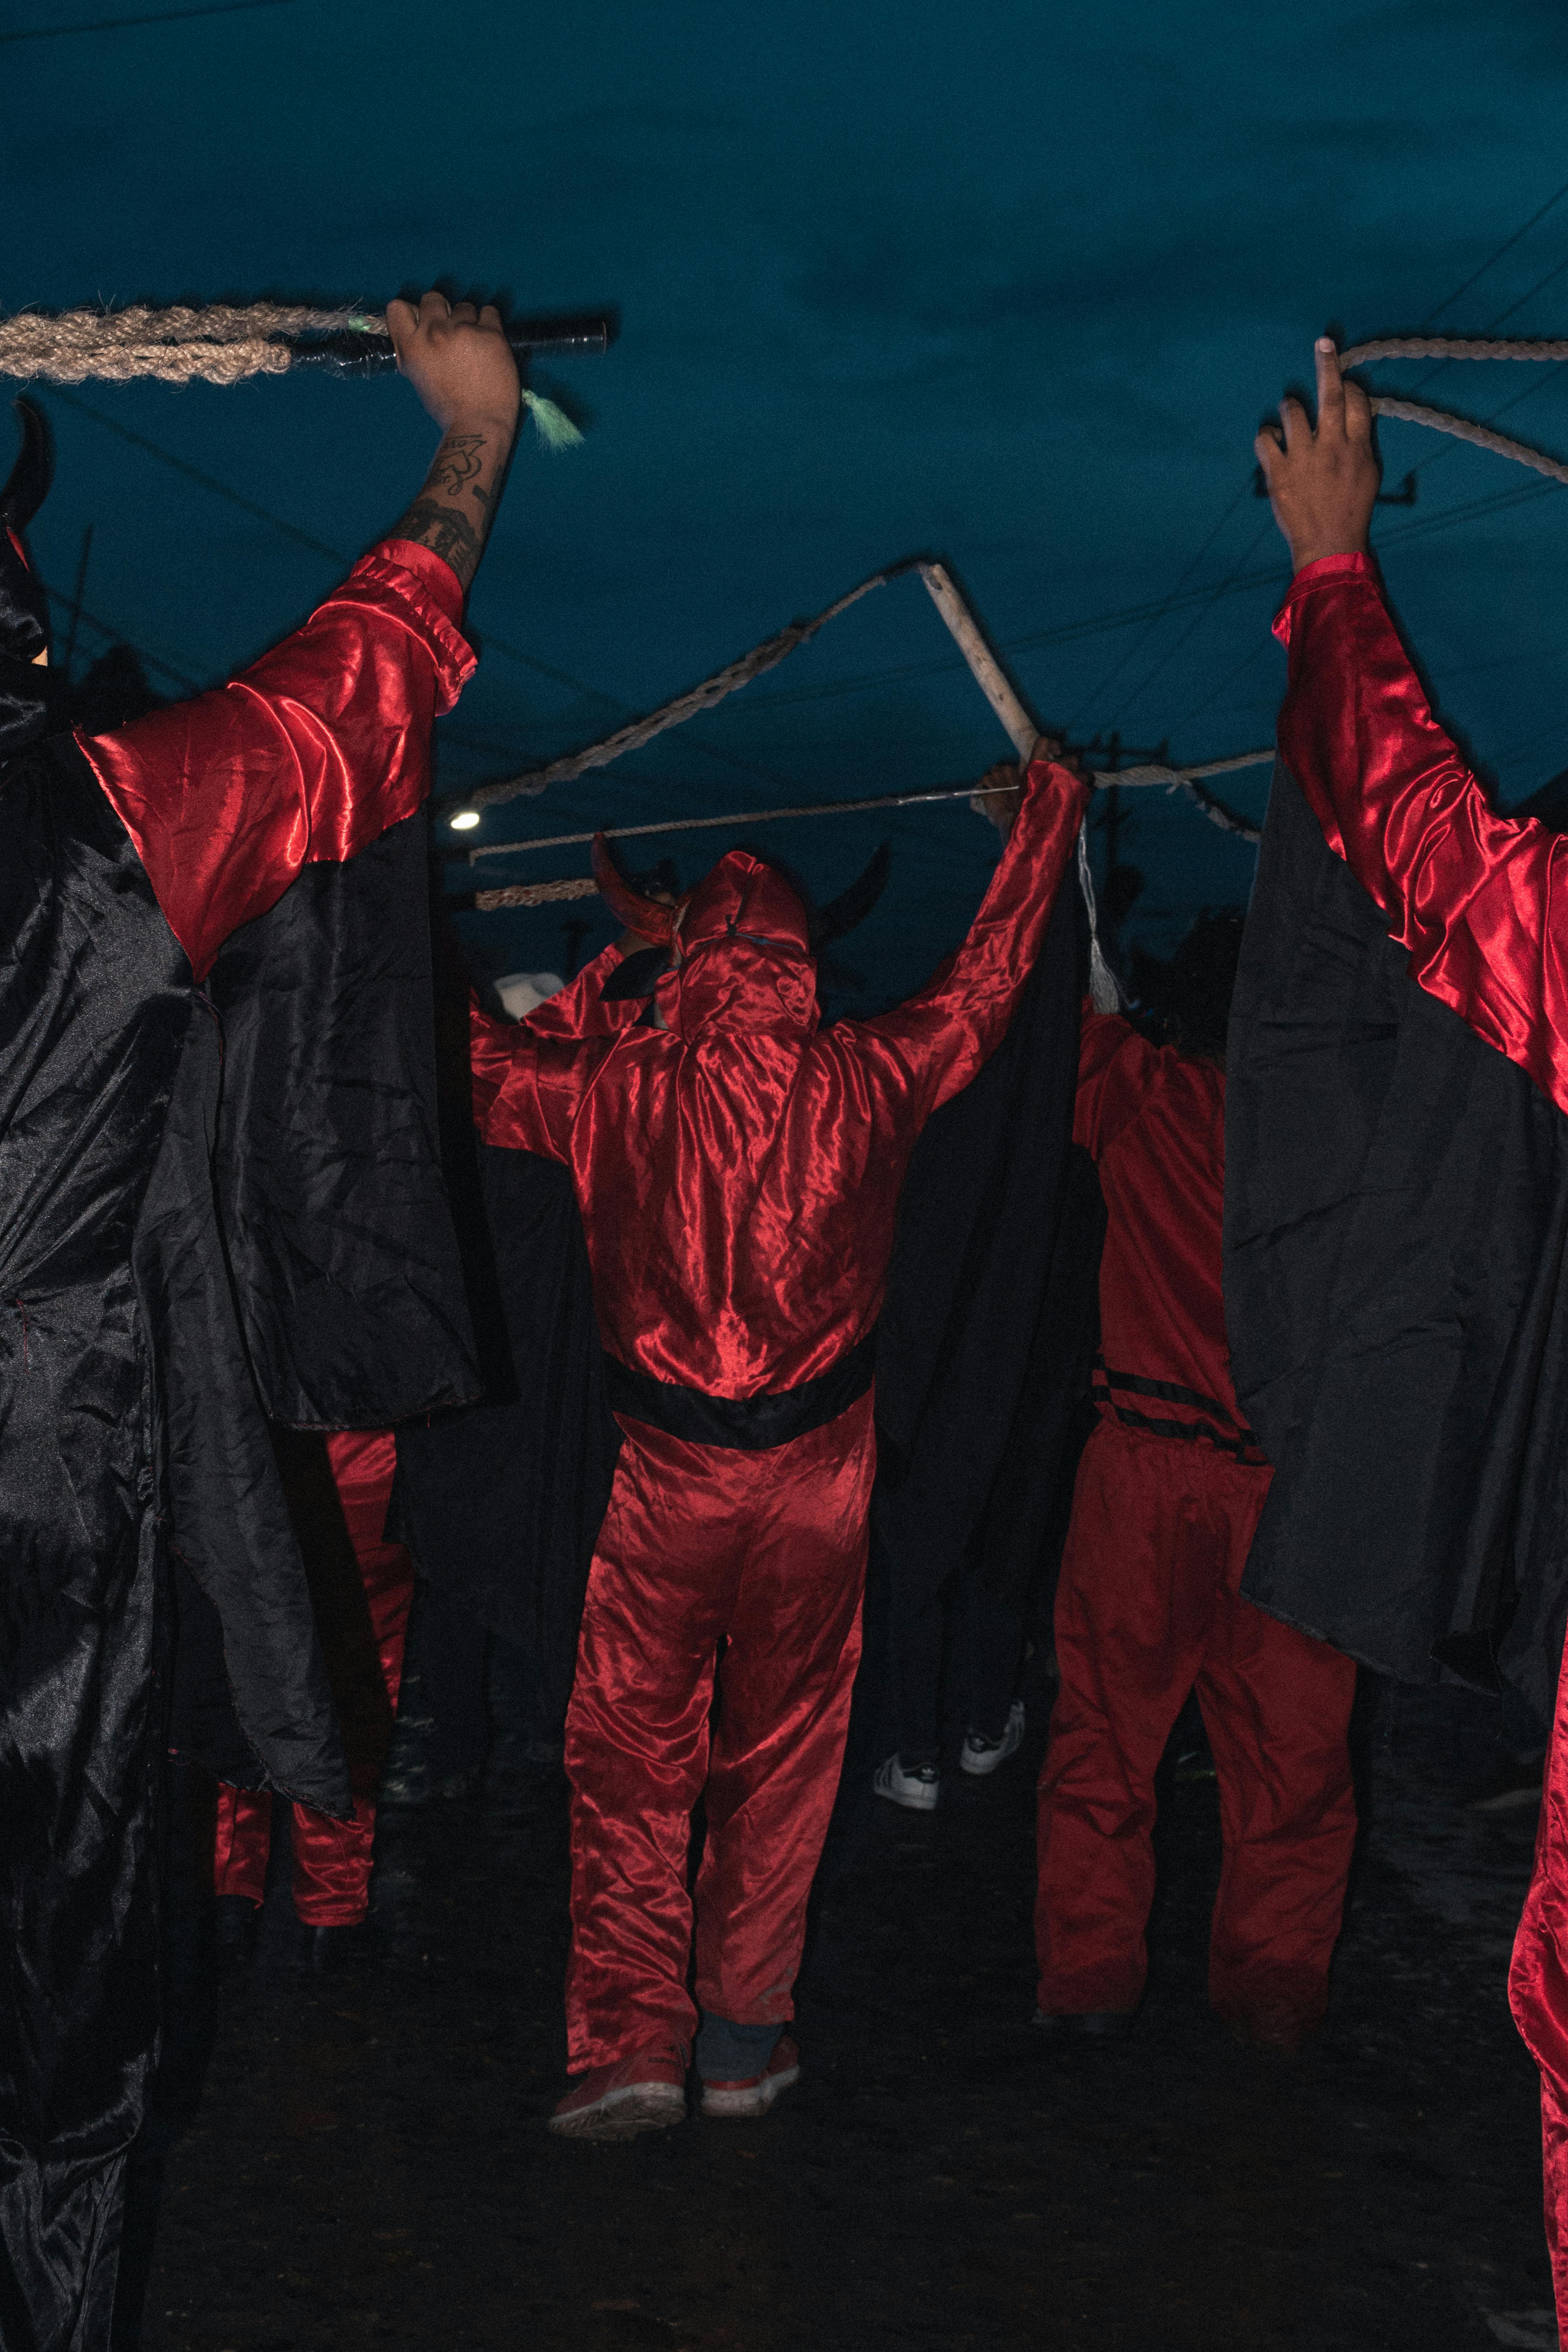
[76,539,472,978]
[1276,550,1568,1120]
[472,755,1089,1398]
[1075,1010,1262,1463]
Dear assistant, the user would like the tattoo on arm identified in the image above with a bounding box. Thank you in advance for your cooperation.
[389,420,511,592]
[392,498,484,582]
[427,433,487,497]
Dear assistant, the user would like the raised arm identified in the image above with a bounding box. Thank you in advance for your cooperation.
[76,292,520,980]
[1259,339,1568,1117]
[857,751,1089,1111]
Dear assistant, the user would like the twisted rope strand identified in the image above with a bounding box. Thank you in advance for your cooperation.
[0,302,372,383]
[1341,337,1568,367]
[1334,336,1568,487]
[464,564,916,814]
[1365,396,1568,487]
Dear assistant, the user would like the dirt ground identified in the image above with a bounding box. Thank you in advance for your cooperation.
[122,1625,1556,2352]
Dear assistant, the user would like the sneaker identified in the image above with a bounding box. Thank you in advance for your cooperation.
[549,2045,688,2142]
[960,1701,1026,1778]
[873,1754,940,1811]
[700,2035,801,2119]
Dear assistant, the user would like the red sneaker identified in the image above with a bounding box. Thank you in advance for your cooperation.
[549,2044,688,2141]
[699,2035,801,2119]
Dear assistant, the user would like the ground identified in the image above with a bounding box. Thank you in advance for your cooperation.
[124,1643,1554,2352]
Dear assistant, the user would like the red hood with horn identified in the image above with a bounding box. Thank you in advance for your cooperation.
[473,756,1089,1398]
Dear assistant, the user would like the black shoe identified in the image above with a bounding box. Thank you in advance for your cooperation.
[300,1920,377,1974]
[1032,2007,1135,2040]
[212,1895,259,1976]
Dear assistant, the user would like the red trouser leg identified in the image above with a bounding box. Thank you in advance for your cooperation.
[1036,1419,1356,2021]
[288,1430,414,1929]
[212,1781,273,1905]
[1198,1547,1357,2037]
[563,1394,874,2073]
[1510,1636,1568,2340]
[1036,1419,1217,2014]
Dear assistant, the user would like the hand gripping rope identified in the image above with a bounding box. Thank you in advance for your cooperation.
[0,300,614,448]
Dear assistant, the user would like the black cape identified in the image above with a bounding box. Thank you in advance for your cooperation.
[391,927,622,1735]
[1224,758,1568,1727]
[0,738,475,2342]
[874,880,1105,1624]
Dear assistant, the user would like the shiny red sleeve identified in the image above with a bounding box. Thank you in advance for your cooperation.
[857,756,1090,1111]
[1276,551,1568,1117]
[77,538,475,981]
[521,942,645,1041]
[467,941,643,1160]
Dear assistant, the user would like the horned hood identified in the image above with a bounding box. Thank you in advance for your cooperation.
[662,850,818,1039]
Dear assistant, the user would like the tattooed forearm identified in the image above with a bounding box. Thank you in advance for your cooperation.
[392,498,484,583]
[427,432,488,498]
[389,416,514,592]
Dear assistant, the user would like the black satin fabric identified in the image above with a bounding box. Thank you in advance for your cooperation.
[0,740,193,2349]
[1225,760,1568,1726]
[0,757,478,2344]
[0,409,71,768]
[874,879,1099,1627]
[393,1140,622,1733]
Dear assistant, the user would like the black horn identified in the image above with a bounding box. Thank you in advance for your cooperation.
[1,400,53,531]
[812,842,892,948]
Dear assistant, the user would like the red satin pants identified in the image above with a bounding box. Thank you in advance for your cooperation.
[563,1392,875,2072]
[212,1430,413,1929]
[1510,1646,1568,2338]
[1036,1417,1357,2031]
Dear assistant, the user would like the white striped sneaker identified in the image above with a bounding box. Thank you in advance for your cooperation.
[873,1753,941,1810]
[960,1701,1025,1777]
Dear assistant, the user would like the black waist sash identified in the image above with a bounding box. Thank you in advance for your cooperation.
[605,1328,877,1452]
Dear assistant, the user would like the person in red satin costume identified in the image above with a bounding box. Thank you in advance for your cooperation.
[78,292,516,975]
[1036,990,1358,2047]
[212,1432,413,1950]
[1256,334,1568,2336]
[471,754,1089,2138]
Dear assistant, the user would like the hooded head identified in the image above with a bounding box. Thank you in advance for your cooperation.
[592,833,893,1035]
[0,400,69,763]
[667,849,818,1036]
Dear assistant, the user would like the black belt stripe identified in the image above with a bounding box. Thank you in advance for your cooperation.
[605,1326,877,1452]
[1095,1355,1253,1431]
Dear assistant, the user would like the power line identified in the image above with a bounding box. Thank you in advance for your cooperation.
[1,0,299,40]
[1062,477,1254,732]
[1417,170,1568,329]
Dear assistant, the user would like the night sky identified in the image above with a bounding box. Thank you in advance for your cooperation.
[8,0,1568,1005]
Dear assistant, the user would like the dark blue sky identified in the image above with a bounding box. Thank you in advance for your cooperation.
[9,0,1568,1001]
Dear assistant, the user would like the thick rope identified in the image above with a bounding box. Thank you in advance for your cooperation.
[1340,337,1568,367]
[473,875,601,911]
[1334,336,1568,488]
[0,303,366,384]
[0,302,610,386]
[463,564,918,814]
[1105,750,1273,844]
